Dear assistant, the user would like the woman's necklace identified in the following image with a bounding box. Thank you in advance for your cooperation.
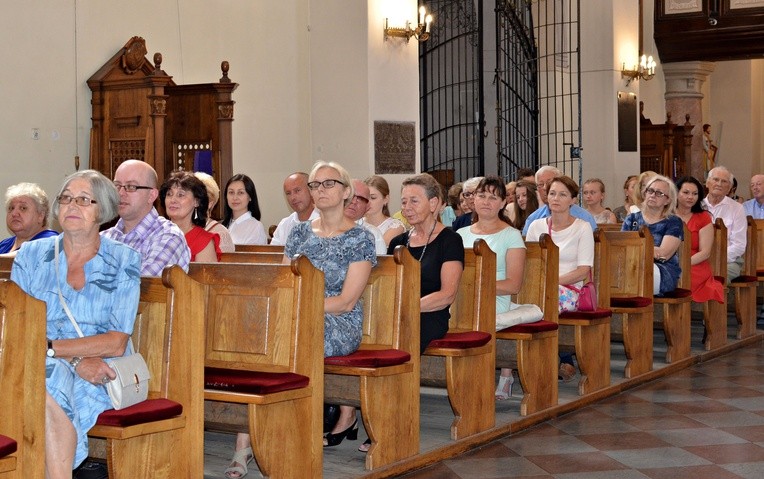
[407,220,437,261]
[318,220,342,238]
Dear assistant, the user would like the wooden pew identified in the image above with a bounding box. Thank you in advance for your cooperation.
[604,227,654,378]
[495,234,560,416]
[234,244,285,253]
[653,223,692,363]
[323,247,420,470]
[422,239,495,440]
[188,257,325,478]
[597,223,623,232]
[558,229,612,395]
[729,216,758,339]
[755,218,764,306]
[0,257,12,278]
[88,266,206,479]
[0,280,46,479]
[702,218,728,350]
[215,249,421,470]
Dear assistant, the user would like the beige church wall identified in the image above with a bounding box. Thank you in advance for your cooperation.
[580,0,642,211]
[0,0,420,230]
[709,60,755,189]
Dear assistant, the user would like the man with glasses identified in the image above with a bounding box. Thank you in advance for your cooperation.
[452,176,483,231]
[101,159,190,276]
[345,179,386,254]
[702,166,747,280]
[270,172,319,246]
[521,166,597,236]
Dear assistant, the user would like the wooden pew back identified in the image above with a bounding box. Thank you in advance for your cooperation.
[0,257,13,279]
[743,216,758,278]
[710,218,728,283]
[188,256,324,374]
[511,234,559,319]
[451,239,496,333]
[603,227,654,300]
[0,280,46,479]
[754,219,764,278]
[234,244,285,253]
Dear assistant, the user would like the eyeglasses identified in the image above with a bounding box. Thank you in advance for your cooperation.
[351,195,369,204]
[307,179,346,191]
[462,191,474,198]
[644,187,668,198]
[114,183,154,193]
[57,195,97,206]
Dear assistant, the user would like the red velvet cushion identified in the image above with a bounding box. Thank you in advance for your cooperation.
[427,331,492,349]
[205,368,309,395]
[611,296,652,308]
[95,398,183,427]
[324,349,411,368]
[559,308,612,320]
[498,319,558,334]
[757,269,764,278]
[731,275,757,284]
[656,288,692,299]
[714,275,725,283]
[0,434,17,458]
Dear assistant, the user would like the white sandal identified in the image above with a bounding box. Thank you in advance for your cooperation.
[224,446,253,479]
[494,374,515,400]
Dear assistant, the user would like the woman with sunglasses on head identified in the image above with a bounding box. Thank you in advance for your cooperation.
[11,170,140,478]
[160,171,221,262]
[222,161,376,477]
[621,174,683,296]
[222,174,267,245]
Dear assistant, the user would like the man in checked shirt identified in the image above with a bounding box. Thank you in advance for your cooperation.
[101,159,190,276]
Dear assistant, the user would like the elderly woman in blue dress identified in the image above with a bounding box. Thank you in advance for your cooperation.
[621,174,683,295]
[223,161,376,478]
[11,170,141,478]
[0,182,57,255]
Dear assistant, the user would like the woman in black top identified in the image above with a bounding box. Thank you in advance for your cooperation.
[388,173,464,354]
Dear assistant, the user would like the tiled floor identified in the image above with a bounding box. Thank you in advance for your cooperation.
[399,341,764,479]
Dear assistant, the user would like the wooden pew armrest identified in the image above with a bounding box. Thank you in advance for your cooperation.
[204,387,312,405]
[325,362,414,376]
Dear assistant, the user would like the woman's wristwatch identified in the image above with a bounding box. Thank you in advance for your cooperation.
[46,339,56,358]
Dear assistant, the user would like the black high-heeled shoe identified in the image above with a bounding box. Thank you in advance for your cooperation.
[323,419,359,447]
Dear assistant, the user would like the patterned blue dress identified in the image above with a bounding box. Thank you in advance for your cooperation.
[11,235,141,468]
[285,222,377,357]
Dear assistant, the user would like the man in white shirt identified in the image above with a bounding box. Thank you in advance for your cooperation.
[345,179,386,255]
[521,166,597,235]
[270,172,319,245]
[702,166,747,281]
[743,174,764,219]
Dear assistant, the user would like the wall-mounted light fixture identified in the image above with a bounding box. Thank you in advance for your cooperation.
[384,6,433,43]
[621,54,657,86]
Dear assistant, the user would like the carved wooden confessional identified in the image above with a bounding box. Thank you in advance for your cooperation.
[87,36,237,219]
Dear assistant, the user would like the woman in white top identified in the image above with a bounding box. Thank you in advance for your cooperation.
[526,175,594,382]
[222,174,267,245]
[363,175,405,246]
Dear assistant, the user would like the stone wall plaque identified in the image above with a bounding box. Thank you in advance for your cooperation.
[374,121,416,174]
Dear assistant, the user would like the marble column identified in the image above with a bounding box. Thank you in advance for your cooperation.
[662,61,715,180]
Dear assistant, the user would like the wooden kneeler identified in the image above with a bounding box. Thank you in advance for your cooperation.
[701,219,728,350]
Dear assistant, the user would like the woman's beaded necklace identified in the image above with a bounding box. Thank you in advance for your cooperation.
[407,219,437,262]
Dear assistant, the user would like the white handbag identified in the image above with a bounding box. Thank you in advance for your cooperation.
[55,240,150,410]
[104,353,151,410]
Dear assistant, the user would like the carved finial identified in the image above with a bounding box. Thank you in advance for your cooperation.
[220,61,231,83]
[685,113,691,124]
[666,111,672,122]
[154,52,163,73]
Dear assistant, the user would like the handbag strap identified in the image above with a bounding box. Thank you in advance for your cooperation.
[55,239,85,338]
